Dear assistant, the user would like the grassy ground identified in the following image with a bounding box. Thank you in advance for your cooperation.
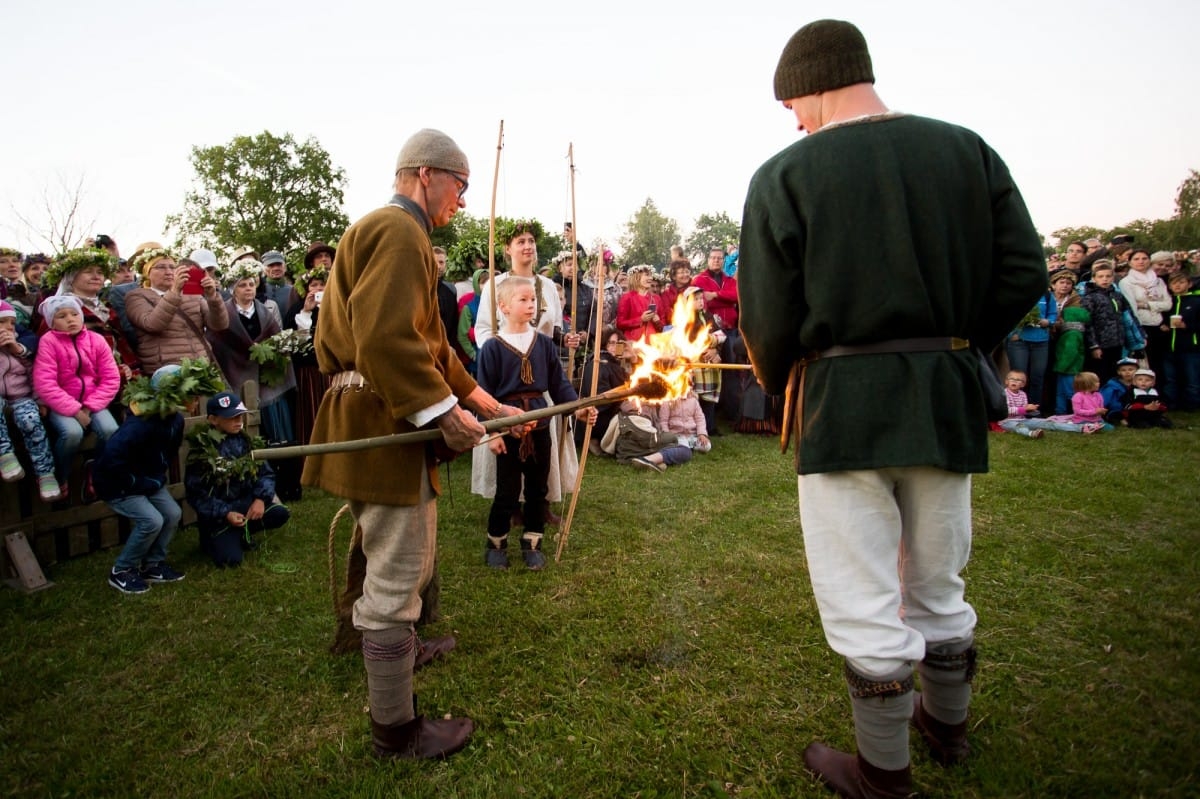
[1,417,1198,798]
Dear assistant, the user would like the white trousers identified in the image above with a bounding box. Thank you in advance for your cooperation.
[350,468,438,631]
[798,467,977,679]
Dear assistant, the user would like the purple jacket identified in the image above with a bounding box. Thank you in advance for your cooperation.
[32,328,121,416]
[0,347,35,401]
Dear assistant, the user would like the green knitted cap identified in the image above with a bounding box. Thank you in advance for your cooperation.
[774,19,875,101]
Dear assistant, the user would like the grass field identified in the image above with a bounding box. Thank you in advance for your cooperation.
[2,417,1197,798]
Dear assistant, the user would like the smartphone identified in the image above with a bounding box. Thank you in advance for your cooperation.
[314,290,324,304]
[648,303,657,313]
[182,266,206,295]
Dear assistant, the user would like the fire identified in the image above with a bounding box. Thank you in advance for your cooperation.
[625,289,715,403]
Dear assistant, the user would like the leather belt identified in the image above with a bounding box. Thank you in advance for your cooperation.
[817,336,969,359]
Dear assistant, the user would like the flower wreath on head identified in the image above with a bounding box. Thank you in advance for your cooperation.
[496,218,545,247]
[41,247,118,293]
[296,266,328,295]
[129,246,174,275]
[551,250,574,267]
[0,247,23,259]
[222,258,263,287]
[626,264,655,280]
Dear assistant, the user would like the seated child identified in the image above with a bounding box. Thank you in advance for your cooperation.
[657,385,712,452]
[476,277,595,571]
[0,301,60,499]
[600,403,694,471]
[998,371,1044,438]
[1040,371,1108,434]
[185,391,290,567]
[95,360,223,594]
[1100,358,1139,424]
[1122,369,1172,429]
[32,293,120,483]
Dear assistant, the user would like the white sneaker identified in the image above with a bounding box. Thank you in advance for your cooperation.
[37,474,62,501]
[0,453,24,482]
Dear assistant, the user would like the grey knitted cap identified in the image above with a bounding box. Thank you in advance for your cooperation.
[395,129,470,174]
[774,20,875,101]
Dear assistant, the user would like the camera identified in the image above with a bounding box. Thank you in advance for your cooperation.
[314,291,324,304]
[94,234,114,248]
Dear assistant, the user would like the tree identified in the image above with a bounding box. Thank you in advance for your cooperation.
[619,198,679,269]
[1175,169,1200,219]
[1048,225,1105,251]
[8,171,97,254]
[164,131,349,271]
[684,212,741,262]
[434,213,561,282]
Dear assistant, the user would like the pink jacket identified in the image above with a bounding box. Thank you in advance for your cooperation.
[0,348,35,401]
[657,392,708,437]
[32,328,121,416]
[1070,390,1105,424]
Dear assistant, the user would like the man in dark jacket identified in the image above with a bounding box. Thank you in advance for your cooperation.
[738,20,1047,797]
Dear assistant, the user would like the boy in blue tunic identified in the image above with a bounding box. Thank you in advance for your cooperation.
[476,277,595,569]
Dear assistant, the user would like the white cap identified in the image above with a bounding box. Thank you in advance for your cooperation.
[189,249,219,269]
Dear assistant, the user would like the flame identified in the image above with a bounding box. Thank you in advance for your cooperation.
[626,290,715,403]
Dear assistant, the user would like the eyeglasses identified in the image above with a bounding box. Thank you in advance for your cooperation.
[437,169,469,199]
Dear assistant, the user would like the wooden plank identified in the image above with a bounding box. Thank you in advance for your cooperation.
[3,531,53,592]
[67,524,90,558]
[99,515,120,548]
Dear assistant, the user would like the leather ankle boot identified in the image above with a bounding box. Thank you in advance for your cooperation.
[371,713,474,759]
[803,742,912,799]
[912,692,969,766]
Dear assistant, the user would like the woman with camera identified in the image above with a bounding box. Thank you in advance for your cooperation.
[616,264,663,344]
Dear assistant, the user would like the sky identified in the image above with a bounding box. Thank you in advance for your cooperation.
[3,0,1198,258]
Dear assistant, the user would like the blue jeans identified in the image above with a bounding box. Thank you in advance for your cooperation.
[0,397,56,477]
[47,408,118,481]
[108,487,182,571]
[1005,339,1048,410]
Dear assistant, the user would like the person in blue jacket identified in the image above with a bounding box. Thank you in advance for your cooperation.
[185,391,290,567]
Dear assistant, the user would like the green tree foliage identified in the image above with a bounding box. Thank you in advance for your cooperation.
[164,131,349,272]
[684,212,741,262]
[619,198,679,269]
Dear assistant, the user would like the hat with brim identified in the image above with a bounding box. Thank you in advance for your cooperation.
[206,391,249,418]
[304,241,336,270]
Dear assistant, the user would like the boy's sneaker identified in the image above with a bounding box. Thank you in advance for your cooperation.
[485,547,509,570]
[632,456,666,473]
[0,452,24,482]
[141,562,185,583]
[109,567,150,594]
[37,474,62,501]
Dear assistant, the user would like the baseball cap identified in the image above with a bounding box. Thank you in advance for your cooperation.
[189,249,220,269]
[206,391,249,418]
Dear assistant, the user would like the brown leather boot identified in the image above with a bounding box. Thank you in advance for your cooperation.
[803,742,913,799]
[371,713,474,759]
[413,635,456,672]
[912,692,969,766]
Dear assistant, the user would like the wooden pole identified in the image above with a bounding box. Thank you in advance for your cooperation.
[252,382,655,462]
[488,120,504,336]
[556,245,609,562]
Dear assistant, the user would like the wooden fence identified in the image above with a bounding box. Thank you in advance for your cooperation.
[1,383,262,580]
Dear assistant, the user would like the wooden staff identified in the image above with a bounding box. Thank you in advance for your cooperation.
[566,143,579,369]
[690,362,753,370]
[251,379,665,462]
[488,120,504,336]
[556,245,608,562]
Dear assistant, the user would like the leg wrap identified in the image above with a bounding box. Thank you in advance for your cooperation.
[845,662,913,771]
[362,626,417,726]
[918,641,976,725]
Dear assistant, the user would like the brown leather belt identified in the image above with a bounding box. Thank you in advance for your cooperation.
[817,336,969,359]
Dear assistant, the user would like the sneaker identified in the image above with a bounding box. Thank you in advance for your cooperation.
[0,452,24,482]
[522,548,547,571]
[1082,423,1103,435]
[1029,429,1044,439]
[108,567,150,594]
[141,562,186,583]
[485,547,509,570]
[37,474,62,501]
[631,456,666,473]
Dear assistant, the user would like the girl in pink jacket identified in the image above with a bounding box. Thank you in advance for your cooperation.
[33,293,121,482]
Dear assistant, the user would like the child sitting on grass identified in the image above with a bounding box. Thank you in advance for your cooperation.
[185,391,290,567]
[95,359,224,594]
[1000,370,1101,436]
[1122,369,1172,429]
[0,301,60,499]
[476,277,595,570]
[1100,358,1139,424]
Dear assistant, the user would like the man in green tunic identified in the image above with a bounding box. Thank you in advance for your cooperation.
[738,20,1047,798]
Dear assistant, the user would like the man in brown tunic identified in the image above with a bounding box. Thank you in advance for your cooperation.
[303,129,518,759]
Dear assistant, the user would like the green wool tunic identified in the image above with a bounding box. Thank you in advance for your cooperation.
[739,114,1047,475]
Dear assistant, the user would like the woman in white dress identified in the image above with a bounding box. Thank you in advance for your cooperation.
[472,220,581,512]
